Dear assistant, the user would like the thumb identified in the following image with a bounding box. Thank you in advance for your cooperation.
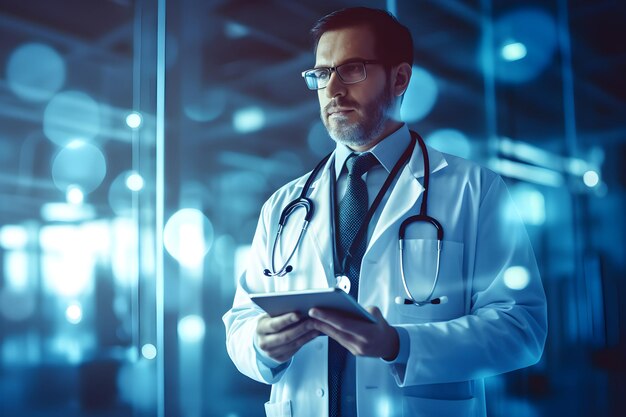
[367,306,385,322]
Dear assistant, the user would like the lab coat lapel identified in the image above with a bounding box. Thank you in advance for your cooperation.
[302,155,336,286]
[369,144,448,248]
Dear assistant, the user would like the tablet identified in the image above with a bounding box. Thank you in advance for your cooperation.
[250,287,376,323]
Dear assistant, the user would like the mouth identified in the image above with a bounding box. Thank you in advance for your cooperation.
[327,108,354,118]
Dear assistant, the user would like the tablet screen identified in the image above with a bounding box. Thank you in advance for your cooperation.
[250,288,376,323]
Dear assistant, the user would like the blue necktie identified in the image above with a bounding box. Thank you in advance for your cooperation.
[329,152,378,417]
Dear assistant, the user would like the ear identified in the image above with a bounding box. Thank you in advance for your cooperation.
[392,62,412,97]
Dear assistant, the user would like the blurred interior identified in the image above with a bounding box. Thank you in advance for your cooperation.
[0,0,625,416]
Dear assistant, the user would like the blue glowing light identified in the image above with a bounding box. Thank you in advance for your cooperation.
[65,302,83,324]
[126,112,143,129]
[51,141,106,193]
[225,21,250,38]
[178,315,206,343]
[493,8,557,83]
[43,91,101,146]
[509,183,546,226]
[6,43,66,102]
[141,343,157,360]
[164,209,214,267]
[40,225,95,296]
[401,66,438,123]
[501,41,527,61]
[583,170,600,188]
[233,106,265,133]
[66,185,85,205]
[4,251,29,290]
[126,172,145,191]
[0,225,29,250]
[425,129,472,159]
[504,266,530,290]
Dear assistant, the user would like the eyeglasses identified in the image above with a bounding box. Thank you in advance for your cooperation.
[301,60,382,90]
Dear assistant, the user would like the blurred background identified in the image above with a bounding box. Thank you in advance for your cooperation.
[0,0,624,416]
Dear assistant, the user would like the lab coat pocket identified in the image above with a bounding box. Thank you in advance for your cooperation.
[396,239,465,322]
[264,399,292,417]
[402,396,476,417]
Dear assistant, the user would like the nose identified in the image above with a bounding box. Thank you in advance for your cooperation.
[324,70,346,99]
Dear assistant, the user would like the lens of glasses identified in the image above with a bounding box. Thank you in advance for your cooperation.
[336,62,366,84]
[303,69,329,90]
[302,62,369,90]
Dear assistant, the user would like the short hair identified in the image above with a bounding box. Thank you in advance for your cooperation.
[310,7,414,67]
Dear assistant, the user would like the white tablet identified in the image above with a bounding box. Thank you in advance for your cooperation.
[250,287,376,323]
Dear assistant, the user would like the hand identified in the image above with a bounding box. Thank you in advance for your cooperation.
[309,307,400,361]
[255,312,321,363]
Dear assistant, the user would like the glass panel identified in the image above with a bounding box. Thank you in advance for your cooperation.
[0,1,159,416]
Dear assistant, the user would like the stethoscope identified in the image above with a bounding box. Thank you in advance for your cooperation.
[263,131,447,307]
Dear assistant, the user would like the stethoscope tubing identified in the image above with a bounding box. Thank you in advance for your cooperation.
[264,131,446,307]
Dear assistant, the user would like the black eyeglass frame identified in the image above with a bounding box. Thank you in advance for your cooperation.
[301,60,383,90]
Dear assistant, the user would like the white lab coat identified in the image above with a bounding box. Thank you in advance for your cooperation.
[223,144,547,417]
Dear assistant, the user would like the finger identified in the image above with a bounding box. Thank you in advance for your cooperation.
[309,308,371,336]
[310,319,357,347]
[366,306,385,322]
[258,320,315,352]
[257,312,302,335]
[266,329,321,363]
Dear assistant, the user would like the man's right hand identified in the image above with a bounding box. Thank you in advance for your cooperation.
[255,312,320,363]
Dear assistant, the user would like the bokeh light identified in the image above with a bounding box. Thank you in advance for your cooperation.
[401,65,438,123]
[126,172,145,191]
[503,266,530,290]
[126,112,143,129]
[425,129,472,159]
[494,8,557,83]
[0,225,29,250]
[141,343,157,360]
[177,315,206,343]
[501,41,528,61]
[66,185,85,205]
[583,170,600,188]
[109,171,135,217]
[509,183,546,226]
[43,90,101,146]
[233,106,265,133]
[6,43,66,102]
[65,302,83,324]
[51,141,106,194]
[163,208,214,267]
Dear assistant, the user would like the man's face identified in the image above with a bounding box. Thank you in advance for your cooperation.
[315,26,395,151]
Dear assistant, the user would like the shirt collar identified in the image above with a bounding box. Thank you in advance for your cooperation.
[334,124,411,180]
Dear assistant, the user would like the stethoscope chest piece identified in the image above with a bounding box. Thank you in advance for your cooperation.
[335,275,351,294]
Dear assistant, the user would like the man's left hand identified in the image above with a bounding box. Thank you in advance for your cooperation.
[309,307,399,361]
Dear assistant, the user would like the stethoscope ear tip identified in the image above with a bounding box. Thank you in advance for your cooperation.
[263,269,271,276]
[395,296,412,305]
[285,265,293,273]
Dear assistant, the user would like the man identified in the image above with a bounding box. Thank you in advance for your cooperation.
[224,7,547,417]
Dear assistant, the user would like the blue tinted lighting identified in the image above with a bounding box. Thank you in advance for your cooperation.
[233,107,265,133]
[501,41,527,61]
[6,43,66,102]
[401,66,438,123]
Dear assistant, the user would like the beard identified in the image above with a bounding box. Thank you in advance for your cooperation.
[321,82,395,149]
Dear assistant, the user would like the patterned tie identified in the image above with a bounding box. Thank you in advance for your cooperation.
[329,152,378,417]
